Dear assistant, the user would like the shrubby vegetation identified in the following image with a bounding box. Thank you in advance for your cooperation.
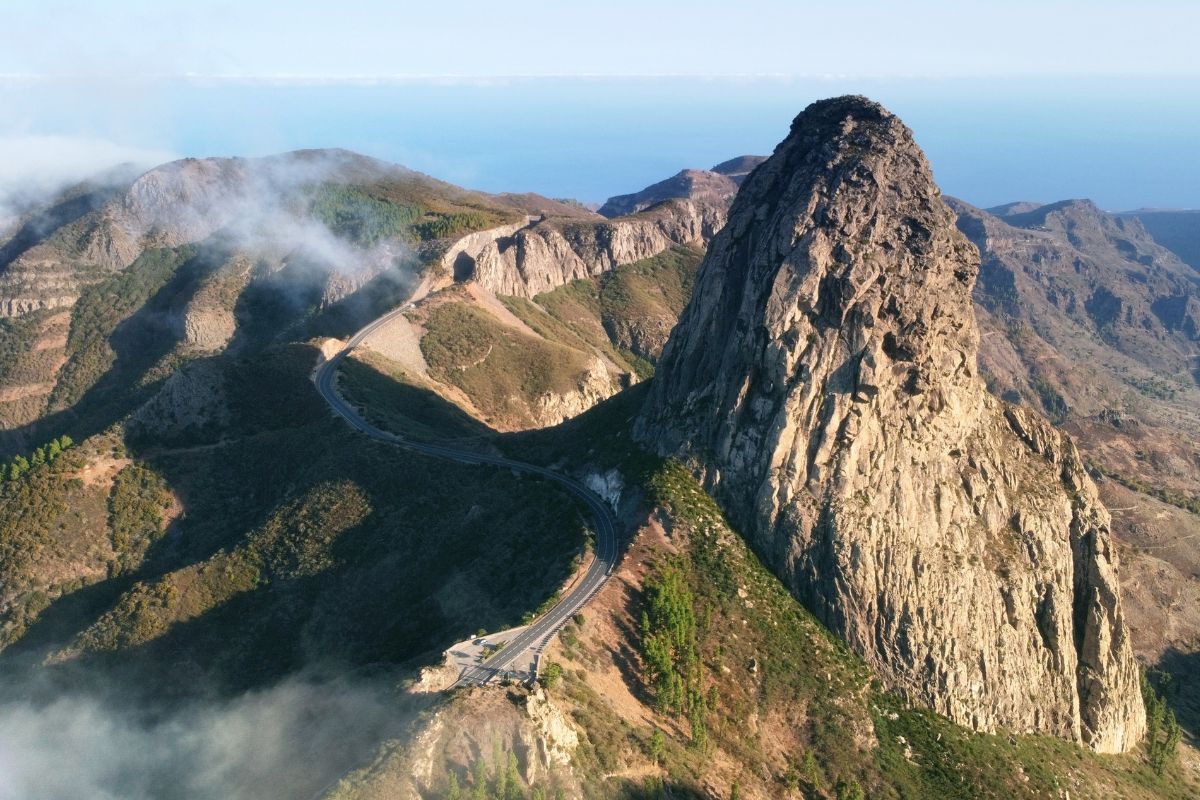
[0,310,64,428]
[308,184,505,246]
[10,344,589,701]
[0,310,47,385]
[1029,373,1069,424]
[75,480,372,654]
[51,246,197,413]
[639,561,707,746]
[307,185,424,245]
[412,210,493,241]
[420,299,596,427]
[500,244,704,381]
[1089,459,1200,516]
[1126,374,1180,401]
[539,660,564,689]
[107,463,172,575]
[0,436,100,647]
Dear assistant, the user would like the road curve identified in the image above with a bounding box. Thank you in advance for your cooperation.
[313,303,620,688]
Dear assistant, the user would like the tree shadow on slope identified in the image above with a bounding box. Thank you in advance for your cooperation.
[1156,647,1200,741]
[3,243,228,452]
[29,447,589,705]
[337,353,494,443]
[229,254,421,354]
[3,343,589,706]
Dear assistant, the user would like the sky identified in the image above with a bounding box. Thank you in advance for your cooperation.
[5,1,1199,79]
[1,1,1198,209]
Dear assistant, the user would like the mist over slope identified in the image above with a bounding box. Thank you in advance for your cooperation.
[0,675,415,800]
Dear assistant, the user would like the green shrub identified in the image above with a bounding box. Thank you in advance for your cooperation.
[540,660,564,690]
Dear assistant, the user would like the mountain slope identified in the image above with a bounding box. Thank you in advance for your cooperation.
[597,156,765,218]
[955,197,1200,728]
[635,96,1144,751]
[1119,209,1200,271]
[317,387,1195,800]
[0,150,538,452]
[0,150,727,450]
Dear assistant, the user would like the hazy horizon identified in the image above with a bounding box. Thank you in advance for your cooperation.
[5,1,1199,212]
[3,76,1199,214]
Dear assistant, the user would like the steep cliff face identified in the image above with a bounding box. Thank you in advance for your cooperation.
[469,199,724,298]
[635,96,1145,752]
[952,197,1200,688]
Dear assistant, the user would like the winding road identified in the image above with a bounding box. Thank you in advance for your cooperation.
[313,302,620,688]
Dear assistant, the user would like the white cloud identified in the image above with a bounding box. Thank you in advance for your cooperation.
[0,675,417,800]
[0,135,176,223]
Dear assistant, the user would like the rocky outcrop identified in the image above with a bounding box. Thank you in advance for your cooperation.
[599,169,740,219]
[635,96,1145,752]
[128,359,229,440]
[440,217,536,281]
[1122,208,1200,270]
[532,356,619,427]
[954,197,1200,688]
[0,294,75,318]
[469,199,724,298]
[599,156,767,218]
[328,687,583,799]
[604,308,676,362]
[710,155,768,185]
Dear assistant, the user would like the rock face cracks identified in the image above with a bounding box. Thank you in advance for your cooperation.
[469,200,724,298]
[635,96,1145,752]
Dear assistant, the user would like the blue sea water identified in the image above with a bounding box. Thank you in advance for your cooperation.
[3,76,1198,210]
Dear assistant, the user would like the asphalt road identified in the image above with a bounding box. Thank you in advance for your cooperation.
[313,303,620,688]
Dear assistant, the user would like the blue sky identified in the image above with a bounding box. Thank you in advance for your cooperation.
[1,2,1198,210]
[6,1,1199,78]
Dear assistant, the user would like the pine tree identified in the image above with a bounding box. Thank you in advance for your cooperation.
[471,758,488,800]
[836,778,864,800]
[688,703,707,751]
[540,660,563,690]
[1142,672,1181,775]
[446,770,462,800]
[504,751,522,800]
[649,729,665,764]
[10,455,29,480]
[492,739,505,797]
